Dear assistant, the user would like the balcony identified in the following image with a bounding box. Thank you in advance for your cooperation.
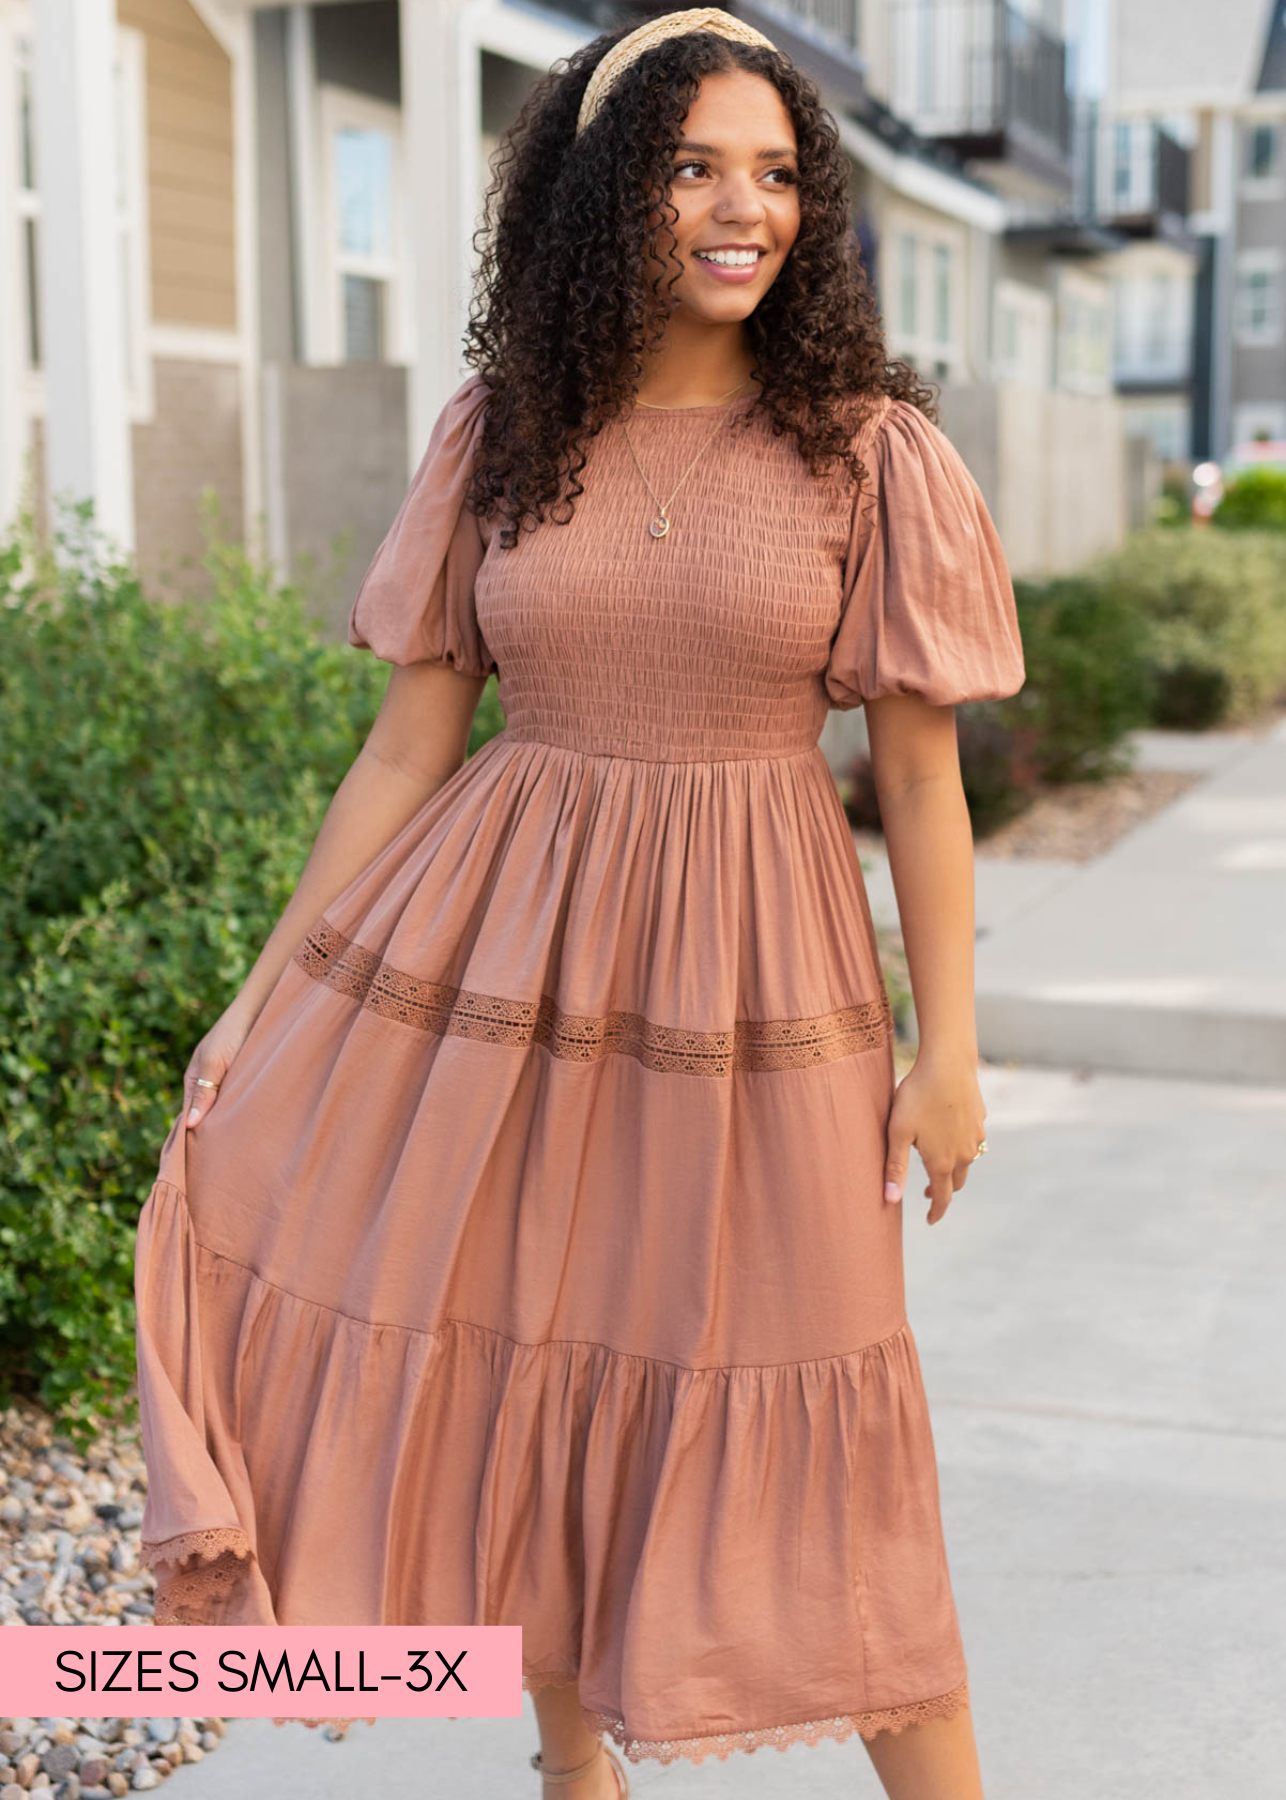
[619,1,867,105]
[889,0,1072,198]
[1076,110,1193,240]
[765,0,861,60]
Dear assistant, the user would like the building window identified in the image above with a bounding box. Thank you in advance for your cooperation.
[16,41,39,370]
[321,87,403,365]
[887,223,963,381]
[1113,119,1134,203]
[13,30,150,412]
[896,230,918,338]
[1145,272,1174,367]
[1235,252,1283,345]
[1231,403,1286,447]
[115,28,152,419]
[1244,122,1283,183]
[932,242,952,348]
[1056,270,1111,395]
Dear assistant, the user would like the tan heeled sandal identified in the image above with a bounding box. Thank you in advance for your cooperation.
[530,1733,629,1795]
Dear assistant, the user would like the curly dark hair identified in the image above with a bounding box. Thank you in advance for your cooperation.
[462,17,937,547]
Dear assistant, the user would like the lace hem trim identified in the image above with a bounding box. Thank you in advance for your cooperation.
[144,1539,257,1630]
[261,1674,970,1758]
[524,1669,971,1764]
[141,1526,253,1573]
[293,918,894,1075]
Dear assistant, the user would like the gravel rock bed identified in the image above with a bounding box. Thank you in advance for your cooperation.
[0,1717,226,1798]
[0,1396,246,1791]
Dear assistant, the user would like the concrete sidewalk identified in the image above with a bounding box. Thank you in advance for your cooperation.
[973,720,1286,1082]
[158,1060,1286,1800]
[859,721,1286,1084]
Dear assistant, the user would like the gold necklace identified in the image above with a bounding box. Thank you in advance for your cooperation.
[632,376,752,410]
[620,381,750,541]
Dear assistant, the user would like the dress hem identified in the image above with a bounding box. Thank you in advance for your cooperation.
[259,1674,971,1764]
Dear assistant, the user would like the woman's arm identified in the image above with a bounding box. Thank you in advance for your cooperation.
[182,660,488,1125]
[864,692,988,1226]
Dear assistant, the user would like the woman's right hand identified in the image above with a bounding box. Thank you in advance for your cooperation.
[182,1000,260,1129]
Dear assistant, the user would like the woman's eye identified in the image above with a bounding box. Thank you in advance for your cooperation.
[765,167,798,186]
[674,160,707,179]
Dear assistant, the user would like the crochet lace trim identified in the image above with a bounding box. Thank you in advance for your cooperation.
[144,1534,257,1634]
[293,918,894,1074]
[141,1526,253,1573]
[526,1669,972,1765]
[262,1673,970,1756]
[140,1554,967,1760]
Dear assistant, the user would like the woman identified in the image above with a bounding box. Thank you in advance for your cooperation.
[133,10,1024,1798]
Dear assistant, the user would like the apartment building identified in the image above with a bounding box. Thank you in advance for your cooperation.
[1114,0,1286,457]
[5,0,1203,614]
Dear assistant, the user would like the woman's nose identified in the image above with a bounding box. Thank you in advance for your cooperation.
[712,178,767,224]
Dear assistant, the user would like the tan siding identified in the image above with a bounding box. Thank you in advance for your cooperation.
[148,183,235,243]
[117,0,237,332]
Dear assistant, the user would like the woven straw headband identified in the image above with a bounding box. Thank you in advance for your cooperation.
[575,7,779,138]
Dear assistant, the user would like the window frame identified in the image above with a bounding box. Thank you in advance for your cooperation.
[317,82,406,367]
[993,277,1053,389]
[1241,119,1284,197]
[1054,266,1112,397]
[11,17,153,422]
[886,214,966,383]
[1234,249,1284,347]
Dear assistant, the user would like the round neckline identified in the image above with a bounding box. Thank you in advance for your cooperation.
[624,389,759,419]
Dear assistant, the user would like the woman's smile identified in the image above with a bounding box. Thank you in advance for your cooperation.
[691,243,770,283]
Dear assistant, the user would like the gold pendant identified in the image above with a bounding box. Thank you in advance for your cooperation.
[649,515,671,539]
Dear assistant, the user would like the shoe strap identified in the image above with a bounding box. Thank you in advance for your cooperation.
[530,1738,603,1784]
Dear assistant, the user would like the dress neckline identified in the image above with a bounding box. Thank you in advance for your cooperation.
[622,389,760,420]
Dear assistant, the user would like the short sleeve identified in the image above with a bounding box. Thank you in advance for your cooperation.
[347,372,498,677]
[824,399,1026,710]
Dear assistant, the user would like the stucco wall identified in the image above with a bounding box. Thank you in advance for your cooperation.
[265,361,410,631]
[132,358,244,591]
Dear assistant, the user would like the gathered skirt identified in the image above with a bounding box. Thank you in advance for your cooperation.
[133,732,970,1764]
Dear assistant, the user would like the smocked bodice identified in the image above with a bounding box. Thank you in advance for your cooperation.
[346,373,1026,736]
[475,399,853,762]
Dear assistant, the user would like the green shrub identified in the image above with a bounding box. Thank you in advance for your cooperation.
[1212,467,1286,532]
[1000,576,1153,785]
[0,505,503,1438]
[1086,527,1286,727]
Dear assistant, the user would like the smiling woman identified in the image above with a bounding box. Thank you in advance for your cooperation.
[134,12,1023,1800]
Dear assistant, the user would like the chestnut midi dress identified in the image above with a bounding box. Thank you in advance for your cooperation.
[133,375,1025,1765]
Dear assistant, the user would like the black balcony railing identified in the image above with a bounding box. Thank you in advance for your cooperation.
[1154,127,1191,218]
[771,0,862,58]
[891,0,1071,163]
[1075,105,1192,227]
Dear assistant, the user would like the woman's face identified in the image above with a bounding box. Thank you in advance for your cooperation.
[645,69,801,326]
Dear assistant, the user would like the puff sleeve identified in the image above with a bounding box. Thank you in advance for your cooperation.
[347,372,498,677]
[825,399,1025,710]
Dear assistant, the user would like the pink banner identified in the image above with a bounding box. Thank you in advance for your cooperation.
[0,1625,523,1718]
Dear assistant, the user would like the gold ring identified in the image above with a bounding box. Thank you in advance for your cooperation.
[972,1138,988,1160]
[195,1077,220,1089]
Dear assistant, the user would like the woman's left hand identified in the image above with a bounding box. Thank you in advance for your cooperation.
[882,1052,987,1225]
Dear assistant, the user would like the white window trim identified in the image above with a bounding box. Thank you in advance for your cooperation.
[885,216,967,382]
[116,24,154,424]
[993,277,1053,389]
[317,82,407,366]
[1234,248,1283,347]
[1231,402,1286,448]
[12,13,153,424]
[1055,267,1113,398]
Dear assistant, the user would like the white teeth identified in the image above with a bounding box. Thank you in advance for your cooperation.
[696,249,762,267]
